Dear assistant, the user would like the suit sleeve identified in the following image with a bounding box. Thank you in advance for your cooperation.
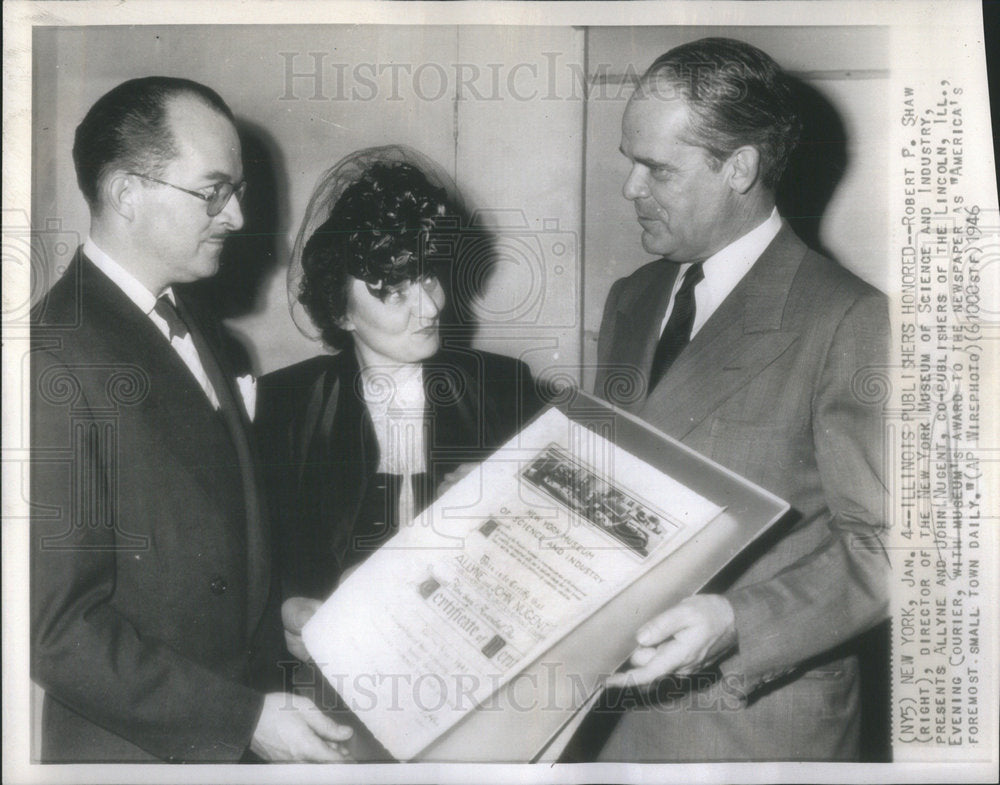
[594,277,624,388]
[510,357,544,429]
[720,292,890,691]
[30,349,265,761]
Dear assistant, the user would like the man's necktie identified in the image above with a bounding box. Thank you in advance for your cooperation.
[153,294,227,414]
[648,262,704,393]
[153,295,190,342]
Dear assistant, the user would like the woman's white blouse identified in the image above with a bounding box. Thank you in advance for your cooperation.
[360,362,428,527]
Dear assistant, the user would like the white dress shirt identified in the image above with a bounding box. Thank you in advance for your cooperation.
[659,207,783,338]
[360,361,428,528]
[83,238,221,410]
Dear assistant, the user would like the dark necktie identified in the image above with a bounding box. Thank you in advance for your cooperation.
[153,295,190,342]
[153,294,224,407]
[648,262,704,392]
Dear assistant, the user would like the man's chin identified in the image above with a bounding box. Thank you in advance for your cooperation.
[639,231,671,257]
[194,251,223,279]
[418,338,440,360]
[409,335,440,363]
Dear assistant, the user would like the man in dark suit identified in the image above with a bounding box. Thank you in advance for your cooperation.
[591,39,889,760]
[30,76,352,762]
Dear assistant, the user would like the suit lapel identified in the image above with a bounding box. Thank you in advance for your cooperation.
[426,350,477,460]
[79,254,213,411]
[294,362,340,492]
[77,257,236,505]
[176,293,270,640]
[324,353,374,543]
[177,298,245,422]
[639,225,805,440]
[613,262,678,412]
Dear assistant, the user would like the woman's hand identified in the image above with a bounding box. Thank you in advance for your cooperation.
[282,596,323,661]
[437,462,480,496]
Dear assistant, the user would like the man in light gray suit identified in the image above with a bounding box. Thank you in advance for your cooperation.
[591,38,889,760]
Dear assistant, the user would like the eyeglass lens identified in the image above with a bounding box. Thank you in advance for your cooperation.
[208,181,247,216]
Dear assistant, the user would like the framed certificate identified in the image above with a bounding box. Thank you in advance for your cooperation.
[303,388,789,761]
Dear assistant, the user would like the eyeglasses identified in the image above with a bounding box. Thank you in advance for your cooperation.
[128,172,247,217]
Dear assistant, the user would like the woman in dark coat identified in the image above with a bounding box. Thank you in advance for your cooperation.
[257,148,541,601]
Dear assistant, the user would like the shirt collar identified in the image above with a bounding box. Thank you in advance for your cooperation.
[663,207,782,338]
[83,237,176,315]
[699,206,782,295]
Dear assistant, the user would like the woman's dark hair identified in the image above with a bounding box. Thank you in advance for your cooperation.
[298,161,459,350]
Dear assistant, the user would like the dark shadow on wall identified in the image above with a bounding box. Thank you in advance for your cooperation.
[434,209,565,403]
[186,119,289,375]
[190,119,288,322]
[776,77,849,262]
[780,77,892,763]
[436,208,500,351]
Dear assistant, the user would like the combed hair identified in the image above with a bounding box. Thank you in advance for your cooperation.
[72,76,234,207]
[642,38,801,189]
[298,161,459,351]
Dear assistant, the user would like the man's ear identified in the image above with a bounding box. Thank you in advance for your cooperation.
[727,146,761,195]
[103,171,138,221]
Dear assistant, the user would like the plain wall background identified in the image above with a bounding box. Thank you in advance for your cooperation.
[31,24,585,378]
[31,24,887,386]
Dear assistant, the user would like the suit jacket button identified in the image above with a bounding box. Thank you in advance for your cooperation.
[210,576,228,595]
